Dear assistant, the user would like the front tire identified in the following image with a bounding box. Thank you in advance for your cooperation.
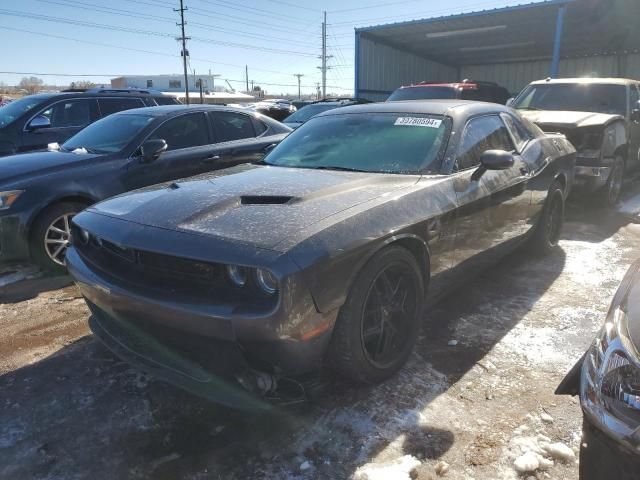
[530,181,564,255]
[597,156,624,207]
[327,246,425,384]
[30,202,87,273]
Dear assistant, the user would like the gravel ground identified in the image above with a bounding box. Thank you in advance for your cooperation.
[2,190,640,480]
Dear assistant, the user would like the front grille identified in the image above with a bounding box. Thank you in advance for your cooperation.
[74,234,234,303]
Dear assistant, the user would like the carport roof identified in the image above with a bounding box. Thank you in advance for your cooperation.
[355,0,640,67]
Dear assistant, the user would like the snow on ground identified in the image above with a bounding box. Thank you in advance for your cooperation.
[617,190,640,218]
[0,265,41,288]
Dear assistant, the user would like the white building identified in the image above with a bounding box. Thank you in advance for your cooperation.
[110,75,255,104]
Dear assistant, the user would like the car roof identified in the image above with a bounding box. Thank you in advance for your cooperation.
[315,100,508,117]
[115,104,258,117]
[529,77,637,86]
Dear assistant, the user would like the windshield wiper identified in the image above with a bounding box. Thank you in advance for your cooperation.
[313,165,369,173]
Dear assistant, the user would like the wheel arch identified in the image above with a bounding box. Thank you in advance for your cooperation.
[351,234,431,297]
[27,193,96,230]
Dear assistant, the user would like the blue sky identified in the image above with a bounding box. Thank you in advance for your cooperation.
[1,0,528,95]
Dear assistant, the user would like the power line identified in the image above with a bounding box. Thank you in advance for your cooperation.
[0,9,317,57]
[0,26,314,78]
[263,0,319,12]
[35,0,319,47]
[193,0,310,23]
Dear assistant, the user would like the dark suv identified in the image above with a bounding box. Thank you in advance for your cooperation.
[387,80,511,104]
[514,78,640,206]
[0,88,180,156]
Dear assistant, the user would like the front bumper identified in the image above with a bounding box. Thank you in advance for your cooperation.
[66,246,338,402]
[574,165,611,192]
[0,210,31,263]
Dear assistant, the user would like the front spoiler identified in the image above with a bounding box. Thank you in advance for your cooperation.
[89,310,273,410]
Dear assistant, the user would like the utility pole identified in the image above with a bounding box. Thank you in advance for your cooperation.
[318,11,333,99]
[198,78,204,103]
[245,65,249,92]
[175,0,190,104]
[316,82,320,100]
[293,74,304,99]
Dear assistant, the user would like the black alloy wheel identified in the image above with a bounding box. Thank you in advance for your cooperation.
[328,246,425,383]
[360,263,418,369]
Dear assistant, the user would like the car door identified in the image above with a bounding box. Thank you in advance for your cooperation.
[450,115,532,270]
[209,111,274,167]
[20,98,99,152]
[628,83,640,171]
[126,111,218,189]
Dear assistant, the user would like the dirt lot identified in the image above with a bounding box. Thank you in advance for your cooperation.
[2,191,640,480]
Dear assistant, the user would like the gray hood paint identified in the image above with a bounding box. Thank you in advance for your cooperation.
[91,165,418,251]
[520,110,624,129]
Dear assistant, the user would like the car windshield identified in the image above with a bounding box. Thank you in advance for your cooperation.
[514,83,627,115]
[264,112,449,174]
[0,95,46,128]
[284,103,342,123]
[62,113,155,153]
[388,86,457,101]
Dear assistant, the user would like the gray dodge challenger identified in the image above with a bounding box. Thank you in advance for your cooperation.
[66,100,576,407]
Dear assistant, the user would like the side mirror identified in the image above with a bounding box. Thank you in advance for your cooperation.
[28,115,51,131]
[506,97,515,107]
[263,143,277,154]
[139,139,168,163]
[472,150,515,181]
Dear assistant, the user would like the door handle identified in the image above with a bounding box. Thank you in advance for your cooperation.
[201,155,220,164]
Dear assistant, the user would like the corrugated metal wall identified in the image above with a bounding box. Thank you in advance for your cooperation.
[460,52,640,95]
[357,35,457,101]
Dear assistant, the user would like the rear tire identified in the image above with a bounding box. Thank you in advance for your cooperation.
[327,246,425,384]
[530,180,564,255]
[30,202,87,273]
[597,156,624,207]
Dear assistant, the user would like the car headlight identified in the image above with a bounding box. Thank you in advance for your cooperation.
[255,268,278,295]
[0,190,24,210]
[226,265,248,287]
[585,262,640,432]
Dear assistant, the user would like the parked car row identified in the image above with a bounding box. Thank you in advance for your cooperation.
[2,77,639,475]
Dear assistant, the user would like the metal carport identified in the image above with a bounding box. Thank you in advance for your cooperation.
[354,0,640,100]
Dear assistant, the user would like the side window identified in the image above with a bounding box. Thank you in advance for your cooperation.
[148,113,209,151]
[501,113,532,151]
[456,116,515,171]
[213,112,256,142]
[98,98,144,117]
[252,117,268,136]
[153,96,180,106]
[40,99,92,128]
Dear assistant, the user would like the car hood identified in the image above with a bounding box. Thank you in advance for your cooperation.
[90,164,418,251]
[519,110,624,130]
[0,150,100,184]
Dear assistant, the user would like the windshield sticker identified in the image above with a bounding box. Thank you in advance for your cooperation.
[394,117,442,128]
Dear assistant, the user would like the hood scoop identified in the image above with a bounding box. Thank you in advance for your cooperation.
[240,195,294,205]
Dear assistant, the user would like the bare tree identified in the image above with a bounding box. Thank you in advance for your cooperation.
[69,80,96,90]
[18,76,44,94]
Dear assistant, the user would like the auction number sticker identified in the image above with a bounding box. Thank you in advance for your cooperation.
[394,117,442,128]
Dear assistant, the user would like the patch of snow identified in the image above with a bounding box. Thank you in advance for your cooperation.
[353,455,421,480]
[617,192,640,216]
[540,412,554,424]
[434,460,450,476]
[0,266,41,288]
[513,451,541,473]
[299,461,311,471]
[542,442,575,462]
[447,340,458,346]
